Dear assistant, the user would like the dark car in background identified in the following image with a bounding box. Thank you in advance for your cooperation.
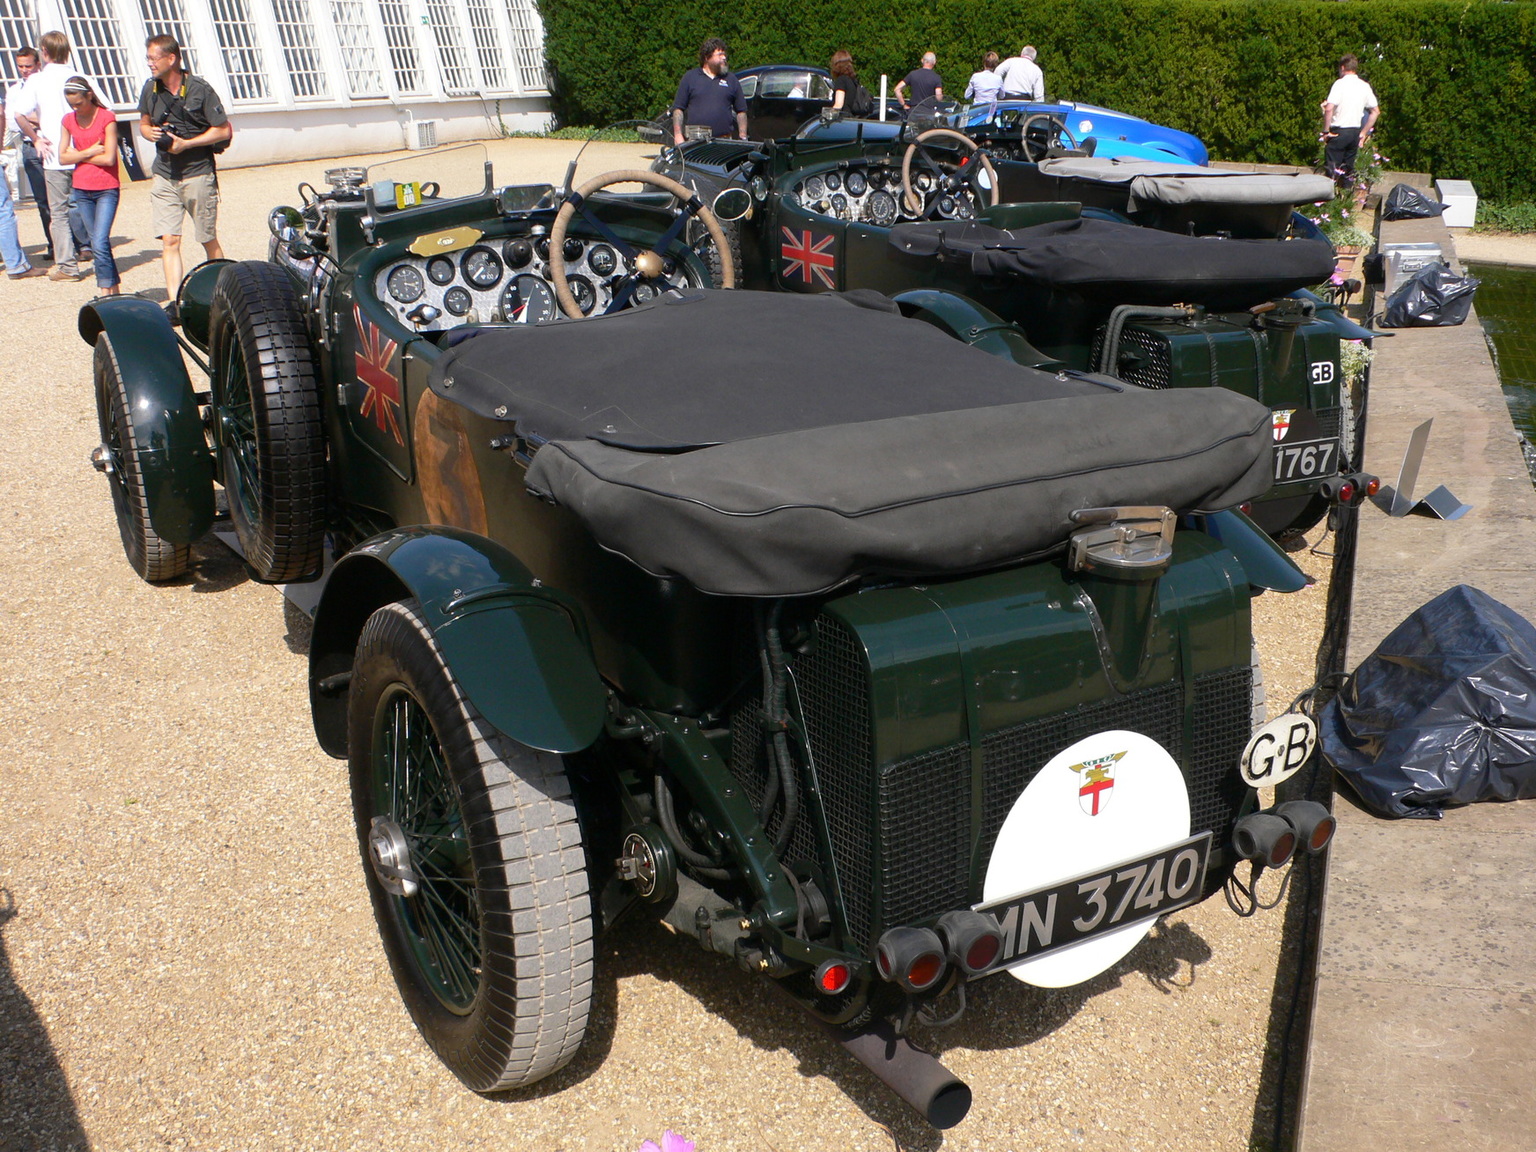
[638,63,903,143]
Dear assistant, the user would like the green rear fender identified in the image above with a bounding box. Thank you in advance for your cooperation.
[175,258,237,354]
[1193,509,1309,592]
[78,296,214,546]
[309,527,607,757]
[891,288,1063,370]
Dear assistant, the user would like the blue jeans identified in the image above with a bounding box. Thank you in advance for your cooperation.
[74,186,119,287]
[0,173,31,273]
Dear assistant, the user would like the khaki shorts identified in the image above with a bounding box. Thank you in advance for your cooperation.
[150,172,220,244]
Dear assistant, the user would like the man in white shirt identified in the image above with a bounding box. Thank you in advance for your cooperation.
[10,30,100,280]
[995,46,1044,101]
[1321,53,1380,189]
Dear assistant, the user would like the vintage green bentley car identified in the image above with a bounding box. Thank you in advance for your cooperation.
[652,125,1372,540]
[80,146,1334,1128]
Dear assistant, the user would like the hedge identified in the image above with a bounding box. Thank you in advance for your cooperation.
[538,0,1536,199]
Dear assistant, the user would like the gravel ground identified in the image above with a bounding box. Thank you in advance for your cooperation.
[0,138,1330,1152]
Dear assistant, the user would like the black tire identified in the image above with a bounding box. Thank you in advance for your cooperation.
[348,600,593,1091]
[94,335,190,582]
[687,215,742,289]
[208,260,326,582]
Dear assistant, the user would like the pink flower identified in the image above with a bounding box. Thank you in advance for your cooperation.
[639,1133,697,1152]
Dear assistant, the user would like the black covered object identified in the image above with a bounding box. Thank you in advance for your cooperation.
[1381,262,1480,328]
[1319,586,1536,819]
[889,218,1335,308]
[433,291,1274,596]
[1382,182,1447,221]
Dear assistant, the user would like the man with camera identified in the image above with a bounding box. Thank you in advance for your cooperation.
[137,33,230,323]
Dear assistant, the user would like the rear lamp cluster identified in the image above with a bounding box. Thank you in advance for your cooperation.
[1232,800,1337,869]
[1320,472,1380,507]
[874,912,1004,993]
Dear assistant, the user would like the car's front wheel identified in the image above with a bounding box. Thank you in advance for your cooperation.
[348,599,594,1091]
[93,334,191,582]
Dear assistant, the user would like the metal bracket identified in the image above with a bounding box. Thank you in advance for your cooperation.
[1373,418,1471,519]
[1068,506,1176,573]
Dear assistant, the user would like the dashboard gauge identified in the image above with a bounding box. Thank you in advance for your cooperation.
[867,167,886,189]
[501,274,555,324]
[784,189,800,208]
[588,244,617,276]
[824,171,841,192]
[954,199,974,220]
[866,190,897,227]
[562,237,585,262]
[916,171,935,193]
[803,176,825,200]
[938,194,957,217]
[534,237,551,263]
[566,275,597,315]
[845,170,868,196]
[633,281,658,304]
[502,238,533,268]
[426,255,456,285]
[386,264,425,303]
[831,194,848,217]
[462,246,503,289]
[443,286,473,315]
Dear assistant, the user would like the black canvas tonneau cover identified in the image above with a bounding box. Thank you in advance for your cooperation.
[890,217,1336,308]
[431,291,1274,596]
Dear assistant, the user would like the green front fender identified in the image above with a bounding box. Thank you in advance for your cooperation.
[78,296,214,546]
[1193,509,1310,593]
[308,527,608,758]
[891,288,1063,370]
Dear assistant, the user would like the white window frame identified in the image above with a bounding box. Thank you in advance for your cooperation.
[268,0,331,101]
[0,0,39,86]
[501,0,547,95]
[327,0,387,99]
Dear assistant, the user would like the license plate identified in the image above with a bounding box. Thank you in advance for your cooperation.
[1272,437,1338,482]
[976,832,1212,969]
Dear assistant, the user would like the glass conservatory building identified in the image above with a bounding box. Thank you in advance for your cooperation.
[1,0,552,165]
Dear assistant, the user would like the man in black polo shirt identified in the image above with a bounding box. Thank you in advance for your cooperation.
[137,33,230,323]
[895,52,944,111]
[671,37,747,146]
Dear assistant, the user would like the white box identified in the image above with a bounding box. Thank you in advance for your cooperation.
[1435,178,1478,228]
[1382,241,1443,295]
[404,118,439,150]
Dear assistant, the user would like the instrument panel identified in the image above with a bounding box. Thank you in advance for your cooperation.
[372,230,698,332]
[787,161,979,223]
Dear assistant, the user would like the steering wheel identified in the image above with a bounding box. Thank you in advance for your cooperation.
[1019,113,1078,162]
[900,129,1000,219]
[549,169,735,319]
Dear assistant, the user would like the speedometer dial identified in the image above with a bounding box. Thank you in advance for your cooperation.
[501,274,555,324]
[866,190,897,226]
[386,265,424,303]
[462,246,503,289]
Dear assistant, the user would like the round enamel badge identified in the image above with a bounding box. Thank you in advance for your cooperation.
[982,730,1192,988]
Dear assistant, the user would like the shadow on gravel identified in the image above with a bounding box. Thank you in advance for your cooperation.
[282,598,314,655]
[500,912,1213,1148]
[109,246,163,277]
[0,889,90,1151]
[185,536,251,594]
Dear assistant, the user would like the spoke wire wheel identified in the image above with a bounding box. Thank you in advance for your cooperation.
[93,334,190,582]
[549,168,734,318]
[349,600,593,1090]
[207,261,326,583]
[901,128,1001,217]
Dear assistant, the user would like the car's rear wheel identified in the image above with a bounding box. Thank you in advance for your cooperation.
[208,260,326,583]
[93,334,190,582]
[348,599,594,1091]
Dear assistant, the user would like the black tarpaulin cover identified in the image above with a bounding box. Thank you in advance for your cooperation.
[1382,182,1447,221]
[1319,585,1536,819]
[433,291,1274,596]
[889,217,1335,308]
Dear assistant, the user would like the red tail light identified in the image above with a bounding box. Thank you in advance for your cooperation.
[875,927,947,992]
[815,960,852,995]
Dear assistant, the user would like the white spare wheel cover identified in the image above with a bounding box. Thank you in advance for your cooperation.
[983,729,1190,988]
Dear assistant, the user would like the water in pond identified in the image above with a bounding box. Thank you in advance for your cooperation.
[1468,261,1536,481]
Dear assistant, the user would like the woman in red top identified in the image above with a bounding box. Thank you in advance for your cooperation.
[59,76,120,294]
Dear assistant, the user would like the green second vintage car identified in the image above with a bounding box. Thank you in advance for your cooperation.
[81,146,1333,1128]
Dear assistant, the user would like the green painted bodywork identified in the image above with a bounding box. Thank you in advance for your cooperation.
[309,527,606,757]
[890,289,1062,369]
[1195,510,1310,592]
[78,296,214,546]
[176,258,236,354]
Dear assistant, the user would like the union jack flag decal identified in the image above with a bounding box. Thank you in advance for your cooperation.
[354,303,404,446]
[780,227,836,290]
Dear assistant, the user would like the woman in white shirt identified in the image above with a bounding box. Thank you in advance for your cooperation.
[965,52,1003,104]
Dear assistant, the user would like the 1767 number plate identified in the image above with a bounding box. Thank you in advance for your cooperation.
[976,832,1212,969]
[1272,437,1337,483]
